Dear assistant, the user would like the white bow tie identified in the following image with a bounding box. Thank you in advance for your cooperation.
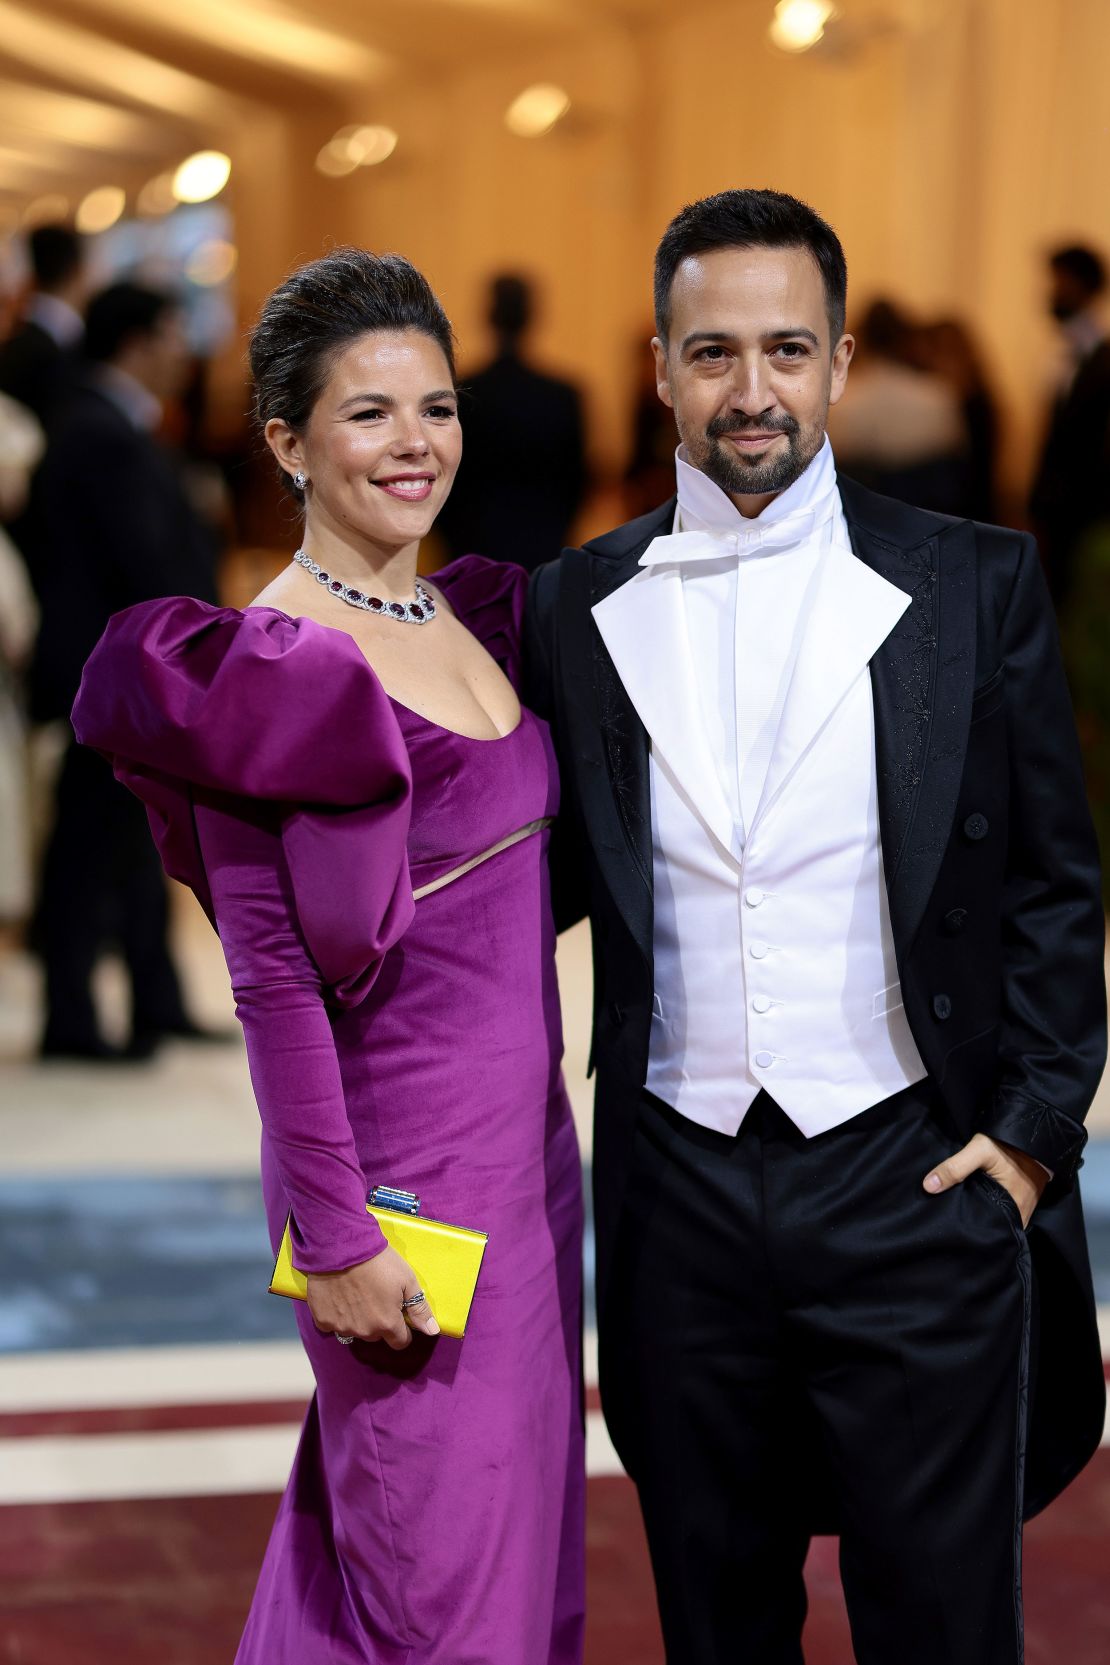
[639,494,840,568]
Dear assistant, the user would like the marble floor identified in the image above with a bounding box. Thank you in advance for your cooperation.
[1,891,1108,1662]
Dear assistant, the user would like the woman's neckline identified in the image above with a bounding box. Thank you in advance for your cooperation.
[387,694,525,744]
[243,557,523,744]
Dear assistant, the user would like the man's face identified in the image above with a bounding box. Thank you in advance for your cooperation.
[653,244,853,513]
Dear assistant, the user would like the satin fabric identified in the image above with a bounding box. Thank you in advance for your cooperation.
[608,1084,1029,1665]
[73,556,585,1664]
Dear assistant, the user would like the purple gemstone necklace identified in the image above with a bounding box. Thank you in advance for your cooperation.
[293,549,437,625]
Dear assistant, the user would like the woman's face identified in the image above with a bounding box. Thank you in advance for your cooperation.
[273,328,461,551]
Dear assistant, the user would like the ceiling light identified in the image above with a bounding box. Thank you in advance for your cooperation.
[343,125,398,167]
[185,239,238,287]
[172,150,231,205]
[76,185,125,234]
[22,193,69,227]
[137,172,177,218]
[769,0,835,53]
[316,137,360,178]
[505,84,570,139]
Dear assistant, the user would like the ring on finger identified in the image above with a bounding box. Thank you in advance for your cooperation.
[400,1291,426,1311]
[335,1333,356,1346]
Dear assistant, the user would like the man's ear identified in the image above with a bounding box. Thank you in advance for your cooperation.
[651,336,675,409]
[828,332,855,408]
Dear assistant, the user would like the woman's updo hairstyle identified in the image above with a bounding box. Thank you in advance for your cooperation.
[249,247,457,501]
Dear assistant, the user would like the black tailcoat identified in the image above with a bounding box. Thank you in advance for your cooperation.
[525,476,1107,1518]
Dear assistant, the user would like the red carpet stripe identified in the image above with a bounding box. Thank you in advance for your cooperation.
[0,1400,311,1440]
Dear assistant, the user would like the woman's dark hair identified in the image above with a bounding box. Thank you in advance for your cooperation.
[654,188,848,348]
[249,247,457,500]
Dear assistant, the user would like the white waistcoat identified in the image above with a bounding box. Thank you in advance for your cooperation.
[591,448,928,1138]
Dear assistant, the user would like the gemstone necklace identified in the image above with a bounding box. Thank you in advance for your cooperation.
[293,549,437,625]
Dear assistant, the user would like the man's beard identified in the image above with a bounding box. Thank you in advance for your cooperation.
[687,410,823,498]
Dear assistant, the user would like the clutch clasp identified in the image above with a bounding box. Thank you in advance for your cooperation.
[369,1186,421,1215]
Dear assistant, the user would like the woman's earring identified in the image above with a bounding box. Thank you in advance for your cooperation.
[293,471,308,492]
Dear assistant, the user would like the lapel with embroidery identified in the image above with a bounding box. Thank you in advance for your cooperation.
[838,477,978,957]
[572,502,673,965]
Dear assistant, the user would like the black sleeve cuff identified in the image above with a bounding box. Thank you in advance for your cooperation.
[982,1089,1089,1185]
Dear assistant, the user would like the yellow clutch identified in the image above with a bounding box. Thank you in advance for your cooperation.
[269,1186,488,1339]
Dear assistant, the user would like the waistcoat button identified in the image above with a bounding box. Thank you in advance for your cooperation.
[745,888,765,908]
[750,941,769,960]
[752,995,773,1014]
[753,1051,774,1069]
[932,993,953,1021]
[963,813,989,841]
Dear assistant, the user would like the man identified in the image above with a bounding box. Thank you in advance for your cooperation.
[526,190,1105,1663]
[437,273,587,571]
[0,224,87,430]
[1030,243,1110,607]
[30,281,219,1059]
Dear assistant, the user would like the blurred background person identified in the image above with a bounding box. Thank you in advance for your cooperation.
[27,280,219,1061]
[914,315,1001,522]
[0,224,88,433]
[437,272,587,570]
[621,328,678,520]
[0,391,42,937]
[829,297,968,515]
[1030,244,1110,608]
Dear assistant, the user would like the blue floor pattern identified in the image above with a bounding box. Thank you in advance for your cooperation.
[2,1145,1108,1355]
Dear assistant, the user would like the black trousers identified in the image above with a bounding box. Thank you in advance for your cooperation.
[602,1083,1030,1665]
[38,740,188,1050]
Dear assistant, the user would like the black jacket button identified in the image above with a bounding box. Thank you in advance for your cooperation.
[963,813,989,841]
[943,908,967,935]
[932,994,953,1021]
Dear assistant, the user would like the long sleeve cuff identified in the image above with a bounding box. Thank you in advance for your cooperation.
[981,1089,1088,1185]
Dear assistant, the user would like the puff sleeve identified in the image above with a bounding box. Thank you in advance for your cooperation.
[73,597,416,1270]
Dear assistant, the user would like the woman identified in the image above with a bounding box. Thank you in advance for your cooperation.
[73,249,584,1663]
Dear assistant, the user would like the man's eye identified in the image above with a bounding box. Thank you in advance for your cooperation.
[695,346,728,361]
[774,343,808,359]
[425,405,457,420]
[351,409,385,421]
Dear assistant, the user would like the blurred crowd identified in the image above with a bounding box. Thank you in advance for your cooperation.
[0,225,226,1059]
[1,223,1109,1058]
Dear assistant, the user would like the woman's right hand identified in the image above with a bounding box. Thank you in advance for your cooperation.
[306,1246,440,1348]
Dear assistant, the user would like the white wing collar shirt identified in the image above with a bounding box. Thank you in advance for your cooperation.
[592,437,927,1137]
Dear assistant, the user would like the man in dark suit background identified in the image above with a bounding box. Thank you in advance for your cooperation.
[30,282,219,1060]
[527,190,1105,1663]
[437,273,587,571]
[0,225,87,432]
[1030,243,1110,608]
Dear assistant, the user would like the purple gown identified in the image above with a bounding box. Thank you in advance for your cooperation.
[72,557,586,1664]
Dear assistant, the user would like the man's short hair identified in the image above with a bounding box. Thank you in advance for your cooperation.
[84,282,178,364]
[1049,244,1106,299]
[654,188,848,348]
[29,225,84,293]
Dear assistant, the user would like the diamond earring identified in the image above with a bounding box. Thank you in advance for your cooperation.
[293,471,308,491]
